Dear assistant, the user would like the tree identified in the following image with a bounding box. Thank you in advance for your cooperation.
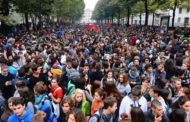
[132,1,144,25]
[53,0,85,23]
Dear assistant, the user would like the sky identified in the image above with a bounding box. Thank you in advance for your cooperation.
[84,0,99,10]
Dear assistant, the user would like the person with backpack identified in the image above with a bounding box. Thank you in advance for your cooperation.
[34,81,56,122]
[119,87,148,120]
[49,78,63,118]
[89,96,118,122]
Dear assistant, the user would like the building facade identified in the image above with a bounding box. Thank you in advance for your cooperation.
[129,8,190,27]
[81,9,95,24]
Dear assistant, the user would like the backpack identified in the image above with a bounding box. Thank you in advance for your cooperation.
[0,96,5,116]
[41,97,59,122]
[92,111,101,122]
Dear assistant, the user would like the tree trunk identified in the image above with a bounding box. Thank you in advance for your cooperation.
[1,0,9,16]
[111,14,114,24]
[152,13,155,26]
[118,8,121,25]
[144,0,149,26]
[131,15,133,25]
[0,0,10,35]
[25,13,29,31]
[127,7,130,26]
[140,13,142,25]
[172,0,177,27]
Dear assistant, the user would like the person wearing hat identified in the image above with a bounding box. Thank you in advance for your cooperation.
[51,68,62,78]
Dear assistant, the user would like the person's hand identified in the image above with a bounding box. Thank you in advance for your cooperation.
[130,81,136,85]
[120,113,128,121]
[5,81,12,86]
[49,93,53,98]
[154,115,162,122]
[86,84,91,91]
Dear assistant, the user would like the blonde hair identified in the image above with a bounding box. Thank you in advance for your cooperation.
[72,89,86,101]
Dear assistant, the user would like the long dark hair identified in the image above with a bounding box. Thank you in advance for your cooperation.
[169,109,186,122]
[131,107,146,122]
[103,80,122,102]
[67,108,87,122]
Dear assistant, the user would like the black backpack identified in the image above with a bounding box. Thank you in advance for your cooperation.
[0,96,5,116]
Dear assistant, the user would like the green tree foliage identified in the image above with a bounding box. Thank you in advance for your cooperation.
[53,0,85,22]
[92,0,190,27]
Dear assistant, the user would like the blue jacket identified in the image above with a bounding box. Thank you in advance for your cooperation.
[7,108,34,122]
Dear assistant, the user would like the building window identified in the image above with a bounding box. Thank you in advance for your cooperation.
[178,17,181,22]
[179,8,182,14]
[184,18,189,26]
[187,8,190,13]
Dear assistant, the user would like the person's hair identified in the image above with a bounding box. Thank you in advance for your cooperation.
[103,80,122,100]
[18,86,34,102]
[130,107,146,122]
[72,88,86,101]
[60,97,74,109]
[164,59,174,70]
[7,60,13,66]
[15,80,26,88]
[175,57,183,66]
[175,68,185,77]
[67,108,87,122]
[151,99,162,109]
[141,76,150,83]
[118,73,129,84]
[106,70,113,76]
[95,63,101,71]
[144,63,152,70]
[178,96,190,107]
[104,96,117,109]
[32,64,40,72]
[12,97,25,106]
[169,109,186,122]
[18,67,26,77]
[151,85,162,96]
[157,79,168,89]
[94,88,105,100]
[8,97,15,104]
[34,81,48,95]
[172,76,181,84]
[1,64,8,70]
[180,87,190,98]
[102,61,109,69]
[31,111,46,122]
[131,87,141,97]
[143,56,150,62]
[71,60,78,69]
[130,65,137,72]
[13,55,20,61]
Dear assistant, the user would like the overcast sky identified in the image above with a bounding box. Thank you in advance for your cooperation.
[84,0,99,10]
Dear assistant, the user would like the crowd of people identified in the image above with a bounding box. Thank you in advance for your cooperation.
[0,24,190,122]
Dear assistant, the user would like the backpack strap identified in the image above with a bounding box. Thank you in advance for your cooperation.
[93,114,100,122]
[53,87,62,94]
[93,111,101,122]
[41,97,55,113]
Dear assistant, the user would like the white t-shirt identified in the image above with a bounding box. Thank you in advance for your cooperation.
[119,95,148,117]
